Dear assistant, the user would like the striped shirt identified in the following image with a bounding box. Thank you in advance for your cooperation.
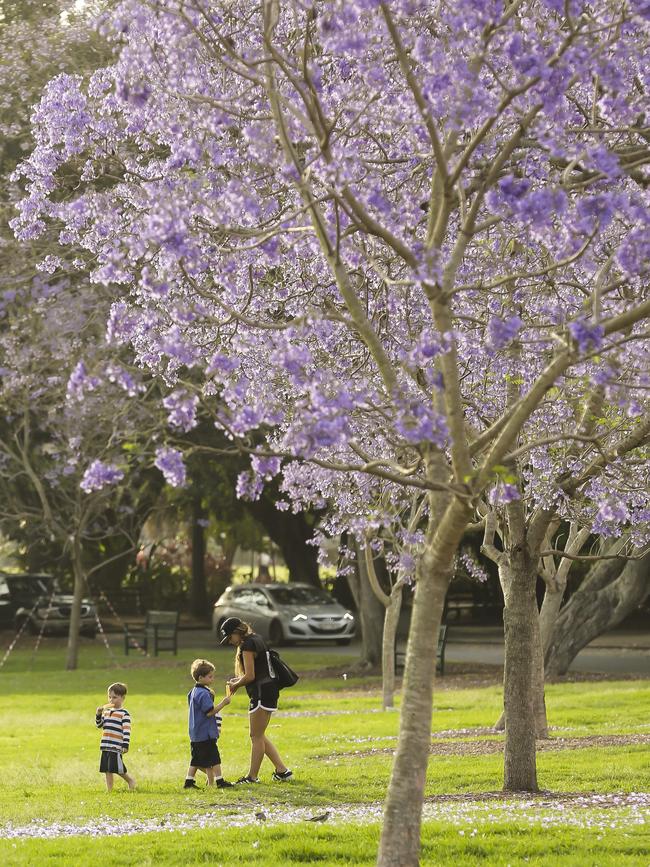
[95,706,131,753]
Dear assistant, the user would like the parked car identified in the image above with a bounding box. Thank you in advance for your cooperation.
[212,582,356,646]
[0,572,97,637]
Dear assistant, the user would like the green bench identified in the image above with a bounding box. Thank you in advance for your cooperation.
[394,625,448,676]
[124,610,179,656]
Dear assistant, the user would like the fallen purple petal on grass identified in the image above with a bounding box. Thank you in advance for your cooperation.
[1,794,648,839]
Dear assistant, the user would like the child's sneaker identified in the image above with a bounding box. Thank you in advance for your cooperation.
[272,769,293,782]
[183,779,200,789]
[236,775,260,784]
[216,778,234,788]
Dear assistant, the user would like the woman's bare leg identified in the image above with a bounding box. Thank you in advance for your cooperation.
[263,736,287,773]
[248,709,272,778]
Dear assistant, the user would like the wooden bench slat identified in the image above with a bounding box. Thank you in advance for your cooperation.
[124,610,179,656]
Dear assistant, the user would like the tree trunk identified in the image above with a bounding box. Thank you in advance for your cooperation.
[65,535,85,671]
[493,609,548,739]
[500,550,539,792]
[190,496,208,618]
[545,552,650,676]
[245,499,321,585]
[538,583,564,653]
[531,612,548,738]
[377,498,469,867]
[354,544,385,667]
[382,584,403,710]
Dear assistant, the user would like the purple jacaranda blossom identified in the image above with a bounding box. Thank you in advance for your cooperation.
[592,499,629,536]
[105,364,144,396]
[617,228,650,278]
[236,469,264,501]
[395,401,448,447]
[66,360,100,402]
[488,483,521,505]
[163,389,199,432]
[80,460,125,492]
[576,194,616,230]
[458,549,489,583]
[154,446,186,487]
[569,319,604,353]
[251,455,282,479]
[206,352,240,380]
[487,315,523,352]
[106,302,140,345]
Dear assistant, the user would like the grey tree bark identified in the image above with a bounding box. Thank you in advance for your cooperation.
[545,550,650,676]
[377,496,470,867]
[364,544,406,709]
[348,543,384,667]
[65,533,85,671]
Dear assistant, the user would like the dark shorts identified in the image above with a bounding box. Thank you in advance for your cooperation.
[247,681,280,714]
[100,750,127,774]
[190,739,221,769]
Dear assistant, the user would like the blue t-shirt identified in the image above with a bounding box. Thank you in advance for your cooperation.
[187,684,221,742]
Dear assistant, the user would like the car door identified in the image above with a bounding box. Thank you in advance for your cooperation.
[0,576,12,627]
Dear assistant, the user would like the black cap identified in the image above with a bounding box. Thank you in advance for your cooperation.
[219,617,243,645]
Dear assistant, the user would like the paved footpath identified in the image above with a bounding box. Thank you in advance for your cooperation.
[122,624,649,676]
[444,625,650,676]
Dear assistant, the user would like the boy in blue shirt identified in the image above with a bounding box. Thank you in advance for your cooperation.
[184,658,233,789]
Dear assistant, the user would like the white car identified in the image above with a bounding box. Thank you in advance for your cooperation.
[212,582,356,646]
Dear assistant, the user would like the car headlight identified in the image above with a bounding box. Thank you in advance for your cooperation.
[343,612,354,621]
[292,614,308,621]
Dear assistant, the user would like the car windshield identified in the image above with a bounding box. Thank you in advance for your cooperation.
[7,576,56,596]
[268,586,333,606]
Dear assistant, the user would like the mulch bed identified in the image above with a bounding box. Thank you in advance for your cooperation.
[315,732,650,760]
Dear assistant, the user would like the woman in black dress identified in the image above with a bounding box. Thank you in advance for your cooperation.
[221,617,293,784]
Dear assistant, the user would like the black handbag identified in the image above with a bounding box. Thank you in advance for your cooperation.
[267,649,299,689]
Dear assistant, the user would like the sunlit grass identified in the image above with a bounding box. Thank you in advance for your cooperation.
[0,639,647,864]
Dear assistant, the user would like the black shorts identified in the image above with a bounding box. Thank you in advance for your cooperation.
[100,750,127,774]
[190,739,221,769]
[247,681,280,714]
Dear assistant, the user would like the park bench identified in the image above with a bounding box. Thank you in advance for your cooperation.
[124,610,179,656]
[394,625,448,676]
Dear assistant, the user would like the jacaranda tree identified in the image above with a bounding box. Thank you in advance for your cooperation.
[12,1,650,863]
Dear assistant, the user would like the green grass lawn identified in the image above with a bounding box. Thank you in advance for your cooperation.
[0,637,647,865]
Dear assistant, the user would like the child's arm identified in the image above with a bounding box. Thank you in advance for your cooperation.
[207,695,231,716]
[121,710,131,753]
[95,708,104,728]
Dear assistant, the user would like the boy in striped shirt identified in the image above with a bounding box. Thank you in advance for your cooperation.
[95,682,136,791]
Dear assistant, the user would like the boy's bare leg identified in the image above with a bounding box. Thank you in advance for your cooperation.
[119,772,136,790]
[104,772,114,792]
[205,766,215,785]
[186,765,198,780]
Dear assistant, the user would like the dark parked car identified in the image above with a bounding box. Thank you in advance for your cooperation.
[212,582,356,646]
[0,572,97,637]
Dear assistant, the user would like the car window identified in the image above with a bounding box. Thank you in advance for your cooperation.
[233,589,255,606]
[250,590,271,607]
[6,576,54,596]
[268,586,333,606]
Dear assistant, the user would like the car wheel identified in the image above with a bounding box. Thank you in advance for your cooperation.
[336,638,352,646]
[268,619,285,647]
